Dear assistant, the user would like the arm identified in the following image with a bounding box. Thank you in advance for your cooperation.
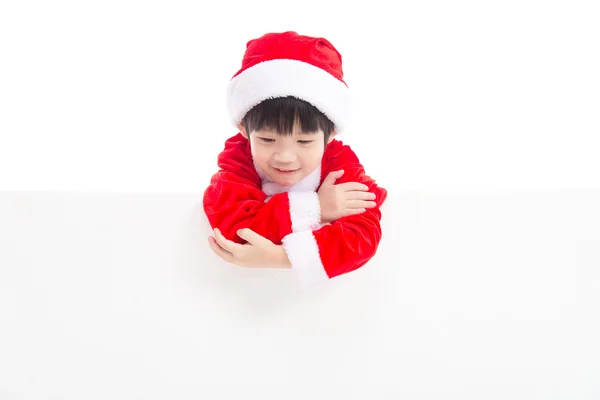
[203,170,322,245]
[281,144,388,283]
[203,134,322,245]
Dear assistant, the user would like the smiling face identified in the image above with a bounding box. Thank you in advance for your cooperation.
[237,96,337,187]
[239,120,334,186]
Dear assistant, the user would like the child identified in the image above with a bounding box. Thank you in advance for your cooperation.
[203,31,388,285]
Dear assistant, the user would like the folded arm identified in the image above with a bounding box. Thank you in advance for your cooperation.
[281,146,388,283]
[203,170,322,245]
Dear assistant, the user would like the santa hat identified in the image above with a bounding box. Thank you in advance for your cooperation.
[226,31,352,133]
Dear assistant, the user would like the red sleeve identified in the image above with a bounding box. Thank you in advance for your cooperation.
[281,141,388,283]
[204,170,292,245]
[203,134,322,245]
[314,177,386,278]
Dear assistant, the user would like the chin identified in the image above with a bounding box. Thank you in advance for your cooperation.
[274,177,300,186]
[272,173,303,186]
[267,167,304,186]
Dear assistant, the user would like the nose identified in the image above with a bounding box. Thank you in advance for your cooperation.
[273,149,297,163]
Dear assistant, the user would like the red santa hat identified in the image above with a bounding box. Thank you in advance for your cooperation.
[226,31,352,133]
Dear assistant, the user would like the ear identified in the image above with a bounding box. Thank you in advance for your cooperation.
[327,128,337,144]
[237,122,249,139]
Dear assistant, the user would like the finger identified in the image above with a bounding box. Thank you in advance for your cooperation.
[323,170,344,185]
[237,228,271,246]
[338,182,370,192]
[209,236,232,256]
[208,236,235,262]
[347,191,377,201]
[346,200,377,209]
[213,228,243,253]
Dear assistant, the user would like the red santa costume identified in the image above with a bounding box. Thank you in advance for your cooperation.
[203,31,388,285]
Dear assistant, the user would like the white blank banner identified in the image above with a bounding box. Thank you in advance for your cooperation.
[0,190,599,398]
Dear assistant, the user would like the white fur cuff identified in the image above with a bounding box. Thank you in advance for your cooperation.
[288,192,321,233]
[282,230,329,286]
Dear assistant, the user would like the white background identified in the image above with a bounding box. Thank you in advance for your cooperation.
[1,0,599,398]
[1,0,599,192]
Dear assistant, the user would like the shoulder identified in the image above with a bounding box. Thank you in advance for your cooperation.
[323,139,362,169]
[322,139,387,202]
[217,133,251,164]
[214,132,260,185]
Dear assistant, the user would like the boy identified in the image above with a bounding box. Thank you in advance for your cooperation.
[203,31,387,285]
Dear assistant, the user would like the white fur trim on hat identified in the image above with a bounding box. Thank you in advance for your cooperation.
[226,59,352,133]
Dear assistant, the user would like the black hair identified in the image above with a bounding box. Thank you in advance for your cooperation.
[240,96,335,144]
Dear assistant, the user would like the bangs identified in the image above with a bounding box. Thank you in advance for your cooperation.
[242,96,334,136]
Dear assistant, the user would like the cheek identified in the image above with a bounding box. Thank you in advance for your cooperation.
[301,147,323,166]
[251,146,270,164]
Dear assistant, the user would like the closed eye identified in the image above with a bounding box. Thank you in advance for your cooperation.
[259,138,275,143]
[298,140,314,144]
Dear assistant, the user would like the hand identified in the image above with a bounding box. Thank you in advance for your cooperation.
[208,227,291,268]
[318,170,377,224]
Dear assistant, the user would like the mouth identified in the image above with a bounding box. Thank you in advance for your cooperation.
[273,167,298,174]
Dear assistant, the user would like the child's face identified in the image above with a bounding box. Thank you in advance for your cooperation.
[239,122,334,187]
